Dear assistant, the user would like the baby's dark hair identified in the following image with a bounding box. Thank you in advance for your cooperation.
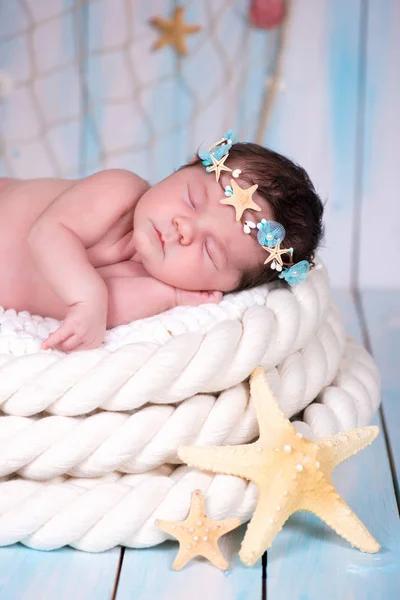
[184,142,325,293]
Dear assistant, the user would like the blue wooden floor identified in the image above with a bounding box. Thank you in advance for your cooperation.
[0,290,399,599]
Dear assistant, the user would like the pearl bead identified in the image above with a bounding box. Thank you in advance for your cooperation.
[197,521,202,526]
[189,527,194,532]
[267,233,273,240]
[193,536,199,542]
[203,536,208,541]
[283,445,292,453]
[296,464,303,472]
[315,461,320,468]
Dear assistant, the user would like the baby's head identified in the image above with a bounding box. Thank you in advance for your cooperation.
[133,136,324,293]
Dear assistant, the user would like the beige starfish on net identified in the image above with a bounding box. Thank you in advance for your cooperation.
[178,367,381,567]
[156,489,240,570]
[150,7,201,56]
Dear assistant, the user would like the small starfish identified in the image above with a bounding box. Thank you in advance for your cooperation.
[262,242,293,267]
[207,153,232,182]
[150,7,201,56]
[156,489,240,570]
[178,367,380,567]
[220,179,261,221]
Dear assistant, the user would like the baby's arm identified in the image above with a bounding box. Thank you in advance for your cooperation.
[27,170,148,351]
[105,277,223,328]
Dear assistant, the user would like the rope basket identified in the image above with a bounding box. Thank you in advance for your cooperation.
[0,259,380,551]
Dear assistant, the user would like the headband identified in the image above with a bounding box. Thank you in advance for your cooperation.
[199,131,311,286]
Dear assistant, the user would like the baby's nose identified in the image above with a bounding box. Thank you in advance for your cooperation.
[173,216,193,246]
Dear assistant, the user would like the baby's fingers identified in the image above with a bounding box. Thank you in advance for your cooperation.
[57,334,81,353]
[204,291,223,303]
[42,323,72,350]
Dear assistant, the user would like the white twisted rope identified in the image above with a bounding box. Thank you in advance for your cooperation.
[0,259,381,551]
[0,306,345,480]
[0,336,380,552]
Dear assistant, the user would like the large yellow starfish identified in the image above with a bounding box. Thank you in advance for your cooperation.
[150,7,201,56]
[178,367,380,567]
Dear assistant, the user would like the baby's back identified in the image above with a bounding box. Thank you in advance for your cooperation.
[0,178,81,315]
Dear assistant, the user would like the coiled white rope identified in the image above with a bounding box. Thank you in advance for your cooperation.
[0,336,380,552]
[0,259,381,551]
[0,306,345,480]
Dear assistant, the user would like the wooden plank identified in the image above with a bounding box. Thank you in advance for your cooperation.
[267,290,400,599]
[0,544,121,600]
[361,290,400,499]
[116,525,263,599]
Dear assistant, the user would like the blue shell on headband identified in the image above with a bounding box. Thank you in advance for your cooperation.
[278,261,310,286]
[223,129,236,143]
[199,131,235,165]
[257,220,286,248]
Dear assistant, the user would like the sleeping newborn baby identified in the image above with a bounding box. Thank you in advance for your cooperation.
[0,133,324,352]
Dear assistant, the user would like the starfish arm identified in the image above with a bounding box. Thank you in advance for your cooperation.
[187,489,206,519]
[219,196,242,221]
[250,367,298,444]
[246,198,262,213]
[155,519,181,539]
[239,485,297,566]
[262,248,276,265]
[171,545,197,570]
[218,517,242,535]
[184,24,202,34]
[316,426,380,468]
[299,480,381,553]
[150,17,169,28]
[175,35,189,56]
[178,444,260,480]
[200,544,230,570]
[152,38,169,51]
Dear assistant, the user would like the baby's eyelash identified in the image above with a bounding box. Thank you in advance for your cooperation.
[187,188,195,210]
[204,241,215,264]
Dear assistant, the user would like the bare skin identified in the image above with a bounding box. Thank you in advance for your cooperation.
[0,173,222,352]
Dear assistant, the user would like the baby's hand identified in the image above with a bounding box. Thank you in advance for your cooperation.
[42,301,107,353]
[174,289,223,307]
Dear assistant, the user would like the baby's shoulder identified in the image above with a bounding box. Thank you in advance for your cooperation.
[98,169,150,198]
